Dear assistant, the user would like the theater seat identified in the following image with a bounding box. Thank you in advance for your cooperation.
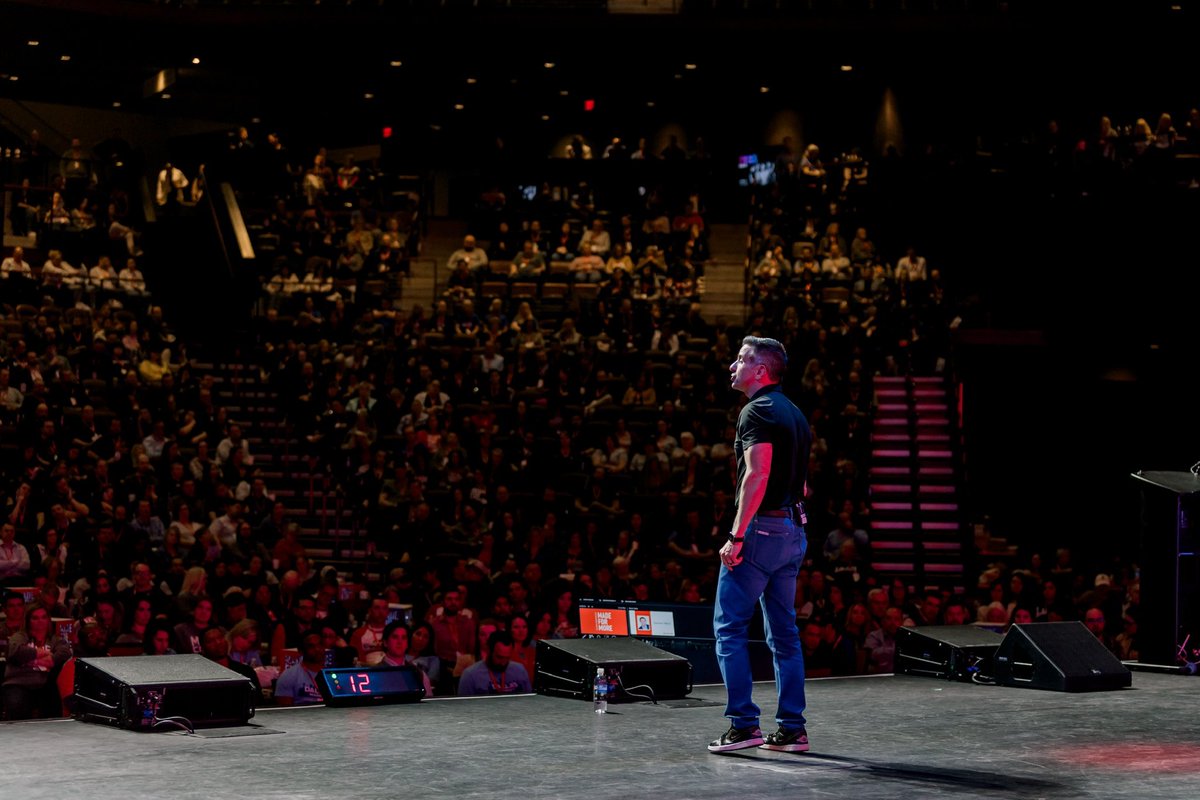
[511,282,537,299]
[481,281,508,300]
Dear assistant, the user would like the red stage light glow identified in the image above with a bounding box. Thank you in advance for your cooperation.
[1047,743,1200,773]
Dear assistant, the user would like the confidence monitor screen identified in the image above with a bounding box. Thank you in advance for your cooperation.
[578,599,715,639]
[579,598,768,641]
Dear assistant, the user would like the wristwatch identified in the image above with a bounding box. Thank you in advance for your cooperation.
[727,533,744,543]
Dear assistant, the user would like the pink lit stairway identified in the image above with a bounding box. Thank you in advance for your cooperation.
[868,375,968,591]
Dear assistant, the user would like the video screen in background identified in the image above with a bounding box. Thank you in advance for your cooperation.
[386,603,413,628]
[737,154,775,187]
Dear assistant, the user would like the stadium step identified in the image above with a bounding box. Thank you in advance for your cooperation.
[866,374,968,590]
[186,358,376,571]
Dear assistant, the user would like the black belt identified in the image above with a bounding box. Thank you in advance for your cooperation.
[757,509,793,518]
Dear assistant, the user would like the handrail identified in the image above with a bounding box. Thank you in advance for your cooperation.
[221,181,255,260]
[139,174,156,223]
[201,166,236,280]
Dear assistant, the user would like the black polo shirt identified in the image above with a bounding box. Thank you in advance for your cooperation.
[734,384,811,513]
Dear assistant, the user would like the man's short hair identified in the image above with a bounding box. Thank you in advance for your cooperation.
[943,597,969,615]
[742,336,788,381]
[487,630,514,652]
[382,620,409,642]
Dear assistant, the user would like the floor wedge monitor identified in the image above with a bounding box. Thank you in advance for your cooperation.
[993,622,1132,692]
[74,655,256,730]
[896,625,1004,682]
[535,638,692,701]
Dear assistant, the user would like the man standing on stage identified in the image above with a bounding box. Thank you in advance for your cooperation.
[709,336,812,754]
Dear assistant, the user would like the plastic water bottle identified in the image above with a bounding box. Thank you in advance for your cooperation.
[593,667,608,714]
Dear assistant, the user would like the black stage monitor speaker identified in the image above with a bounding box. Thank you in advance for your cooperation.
[993,621,1132,692]
[896,625,1004,681]
[74,655,256,730]
[535,638,692,701]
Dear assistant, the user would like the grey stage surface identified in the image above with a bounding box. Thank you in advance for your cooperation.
[3,673,1199,799]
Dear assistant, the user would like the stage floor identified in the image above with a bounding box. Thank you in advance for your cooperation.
[3,672,1199,799]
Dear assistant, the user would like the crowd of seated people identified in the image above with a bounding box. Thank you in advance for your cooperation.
[11,113,1164,720]
[0,129,958,718]
[785,541,1143,677]
[1025,111,1200,192]
[239,131,970,695]
[0,126,204,718]
[443,193,709,318]
[231,130,422,311]
[973,548,1142,660]
[4,130,151,263]
[3,128,155,317]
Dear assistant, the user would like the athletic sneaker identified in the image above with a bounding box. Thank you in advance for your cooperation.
[760,726,810,752]
[707,725,764,752]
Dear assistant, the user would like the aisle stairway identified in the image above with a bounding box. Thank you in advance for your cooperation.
[701,223,749,325]
[192,357,384,583]
[400,218,465,314]
[867,375,969,591]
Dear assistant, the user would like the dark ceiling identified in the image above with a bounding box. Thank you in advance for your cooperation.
[2,0,1198,158]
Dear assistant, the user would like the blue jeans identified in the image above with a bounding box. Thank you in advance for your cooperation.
[713,514,807,730]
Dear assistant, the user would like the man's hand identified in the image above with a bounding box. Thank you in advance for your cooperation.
[719,538,744,570]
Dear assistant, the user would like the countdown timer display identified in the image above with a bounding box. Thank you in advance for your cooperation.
[318,665,426,706]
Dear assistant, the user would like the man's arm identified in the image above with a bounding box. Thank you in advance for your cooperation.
[720,441,772,569]
[730,442,772,542]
